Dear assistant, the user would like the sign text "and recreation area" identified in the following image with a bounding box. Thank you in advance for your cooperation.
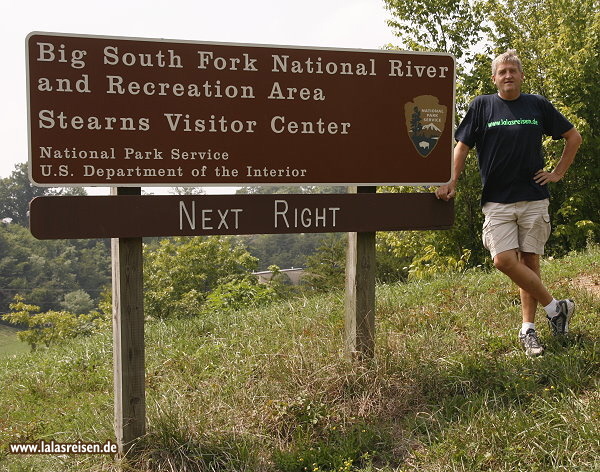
[27,33,455,187]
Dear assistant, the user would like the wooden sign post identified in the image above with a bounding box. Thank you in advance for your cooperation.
[111,187,145,454]
[344,186,377,359]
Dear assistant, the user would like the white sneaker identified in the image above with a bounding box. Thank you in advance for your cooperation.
[519,328,544,357]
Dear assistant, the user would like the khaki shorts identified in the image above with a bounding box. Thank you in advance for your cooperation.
[482,199,551,258]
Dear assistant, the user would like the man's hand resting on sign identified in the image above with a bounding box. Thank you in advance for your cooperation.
[435,141,469,201]
[435,181,456,201]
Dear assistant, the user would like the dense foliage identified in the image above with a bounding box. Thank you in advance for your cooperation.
[0,222,111,315]
[3,295,108,350]
[143,236,260,318]
[302,233,347,291]
[0,163,109,316]
[382,0,600,268]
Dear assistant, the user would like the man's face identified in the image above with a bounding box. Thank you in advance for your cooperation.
[492,62,524,99]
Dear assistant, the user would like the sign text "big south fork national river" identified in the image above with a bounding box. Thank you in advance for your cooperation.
[27,33,456,187]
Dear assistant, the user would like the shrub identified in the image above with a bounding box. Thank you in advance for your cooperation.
[143,236,259,318]
[204,278,278,312]
[2,295,108,350]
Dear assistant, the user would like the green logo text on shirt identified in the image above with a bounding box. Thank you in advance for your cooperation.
[487,119,539,128]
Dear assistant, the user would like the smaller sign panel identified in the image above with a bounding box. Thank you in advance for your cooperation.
[27,32,455,187]
[29,193,454,239]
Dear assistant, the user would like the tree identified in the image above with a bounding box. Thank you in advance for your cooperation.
[384,0,487,62]
[0,163,87,226]
[0,163,47,225]
[3,295,107,351]
[484,0,600,253]
[382,0,599,265]
[61,289,95,314]
[143,236,259,318]
[302,234,347,292]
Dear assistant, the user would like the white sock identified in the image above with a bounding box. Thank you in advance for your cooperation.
[521,322,535,334]
[544,299,558,317]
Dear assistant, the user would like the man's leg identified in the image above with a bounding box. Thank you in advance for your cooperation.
[494,250,549,356]
[483,200,574,341]
[518,251,541,323]
[493,249,553,309]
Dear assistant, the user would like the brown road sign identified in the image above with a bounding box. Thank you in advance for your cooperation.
[27,32,455,187]
[29,193,454,239]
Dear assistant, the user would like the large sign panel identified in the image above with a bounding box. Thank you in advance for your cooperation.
[27,32,455,187]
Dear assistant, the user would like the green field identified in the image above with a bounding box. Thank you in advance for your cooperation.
[0,324,27,357]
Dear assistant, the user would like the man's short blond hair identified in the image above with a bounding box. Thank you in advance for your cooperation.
[492,49,523,76]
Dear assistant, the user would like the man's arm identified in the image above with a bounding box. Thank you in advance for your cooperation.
[534,127,582,185]
[435,141,471,201]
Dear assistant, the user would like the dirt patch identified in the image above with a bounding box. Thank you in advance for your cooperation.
[572,274,600,298]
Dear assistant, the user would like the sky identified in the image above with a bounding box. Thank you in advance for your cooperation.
[2,0,399,194]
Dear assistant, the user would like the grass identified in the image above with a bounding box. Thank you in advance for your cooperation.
[0,324,28,357]
[0,247,598,471]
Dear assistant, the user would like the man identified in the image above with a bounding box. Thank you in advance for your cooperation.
[435,50,582,356]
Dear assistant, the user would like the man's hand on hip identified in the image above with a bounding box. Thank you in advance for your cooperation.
[534,169,563,185]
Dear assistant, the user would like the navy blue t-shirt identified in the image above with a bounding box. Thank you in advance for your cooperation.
[455,93,573,204]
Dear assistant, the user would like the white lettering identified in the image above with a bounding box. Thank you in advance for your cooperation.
[268,82,325,101]
[103,46,183,68]
[197,52,258,71]
[274,200,341,229]
[389,60,449,78]
[37,74,90,93]
[179,201,243,231]
[36,42,86,69]
[270,116,350,135]
[180,201,196,230]
[105,75,255,99]
[271,54,376,76]
[164,113,256,133]
[38,110,149,131]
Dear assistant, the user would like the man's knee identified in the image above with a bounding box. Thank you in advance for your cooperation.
[493,250,518,273]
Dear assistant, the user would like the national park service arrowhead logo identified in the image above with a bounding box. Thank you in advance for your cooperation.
[404,95,447,157]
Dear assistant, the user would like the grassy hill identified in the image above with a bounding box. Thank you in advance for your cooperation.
[0,248,598,471]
